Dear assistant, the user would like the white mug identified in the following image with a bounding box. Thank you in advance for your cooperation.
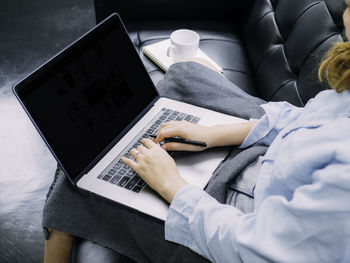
[167,29,200,62]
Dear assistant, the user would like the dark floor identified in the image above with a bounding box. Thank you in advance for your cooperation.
[0,1,95,262]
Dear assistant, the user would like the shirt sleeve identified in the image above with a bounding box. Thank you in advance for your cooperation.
[165,163,350,263]
[240,101,303,148]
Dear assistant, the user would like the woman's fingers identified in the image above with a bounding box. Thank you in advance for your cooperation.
[161,142,203,152]
[136,144,148,153]
[154,122,185,143]
[121,156,138,170]
[159,121,173,128]
[129,148,141,160]
[127,140,156,164]
[140,138,156,149]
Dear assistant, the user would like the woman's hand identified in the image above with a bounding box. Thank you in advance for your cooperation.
[121,138,188,203]
[154,120,213,151]
[155,120,257,149]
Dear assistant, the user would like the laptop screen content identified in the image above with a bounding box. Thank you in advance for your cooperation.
[17,16,158,181]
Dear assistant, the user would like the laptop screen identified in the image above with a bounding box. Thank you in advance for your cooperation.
[15,14,158,182]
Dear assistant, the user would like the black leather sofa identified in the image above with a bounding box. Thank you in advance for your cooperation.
[71,0,345,262]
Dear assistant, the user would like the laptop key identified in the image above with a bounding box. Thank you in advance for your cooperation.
[102,174,112,181]
[118,169,127,176]
[113,162,123,170]
[184,115,193,121]
[108,169,117,175]
[150,124,159,130]
[164,109,172,115]
[146,128,155,134]
[122,163,129,169]
[110,175,122,184]
[132,185,143,193]
[126,169,136,177]
[192,117,200,123]
[133,142,141,148]
[97,174,104,179]
[137,179,147,187]
[178,112,186,118]
[117,176,131,187]
[124,176,141,190]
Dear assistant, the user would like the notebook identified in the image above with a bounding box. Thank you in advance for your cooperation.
[142,39,223,73]
[13,13,245,221]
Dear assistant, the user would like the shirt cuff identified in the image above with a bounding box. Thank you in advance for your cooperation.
[240,102,289,148]
[240,113,270,148]
[165,184,205,247]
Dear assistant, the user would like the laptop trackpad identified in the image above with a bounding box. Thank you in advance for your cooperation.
[172,147,230,189]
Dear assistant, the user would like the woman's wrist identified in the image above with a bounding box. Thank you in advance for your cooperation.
[201,126,217,149]
[205,125,222,148]
[159,176,188,203]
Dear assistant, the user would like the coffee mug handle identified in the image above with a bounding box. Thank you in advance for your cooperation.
[167,44,176,57]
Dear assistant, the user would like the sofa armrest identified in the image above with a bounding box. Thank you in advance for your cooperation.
[94,0,255,23]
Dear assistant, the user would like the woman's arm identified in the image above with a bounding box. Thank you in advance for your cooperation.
[156,100,304,151]
[153,120,257,152]
[206,121,257,148]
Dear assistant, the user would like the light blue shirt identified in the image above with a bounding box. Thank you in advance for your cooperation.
[165,90,350,263]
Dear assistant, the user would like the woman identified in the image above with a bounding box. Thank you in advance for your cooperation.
[44,2,350,262]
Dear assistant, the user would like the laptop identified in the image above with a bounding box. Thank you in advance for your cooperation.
[13,13,246,221]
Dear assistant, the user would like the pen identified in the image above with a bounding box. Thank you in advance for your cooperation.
[149,134,207,147]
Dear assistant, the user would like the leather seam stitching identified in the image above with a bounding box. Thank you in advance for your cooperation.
[269,79,304,106]
[148,69,162,74]
[140,37,168,46]
[254,45,283,73]
[299,32,340,71]
[140,37,242,47]
[222,68,253,76]
[249,10,274,31]
[268,79,295,99]
[291,1,322,28]
[137,26,141,47]
[200,38,241,44]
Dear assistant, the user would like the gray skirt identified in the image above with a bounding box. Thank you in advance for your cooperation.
[42,62,268,262]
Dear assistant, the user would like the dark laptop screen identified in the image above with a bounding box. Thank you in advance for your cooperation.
[16,15,158,181]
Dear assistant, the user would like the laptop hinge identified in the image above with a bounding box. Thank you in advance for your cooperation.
[74,95,160,183]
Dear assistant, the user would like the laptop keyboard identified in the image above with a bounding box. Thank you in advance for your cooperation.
[97,108,201,193]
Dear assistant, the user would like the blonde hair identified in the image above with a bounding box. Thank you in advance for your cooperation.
[318,42,350,92]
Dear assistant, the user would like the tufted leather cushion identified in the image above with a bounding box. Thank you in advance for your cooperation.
[243,0,343,106]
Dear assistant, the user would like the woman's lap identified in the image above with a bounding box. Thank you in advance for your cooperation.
[43,166,209,262]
